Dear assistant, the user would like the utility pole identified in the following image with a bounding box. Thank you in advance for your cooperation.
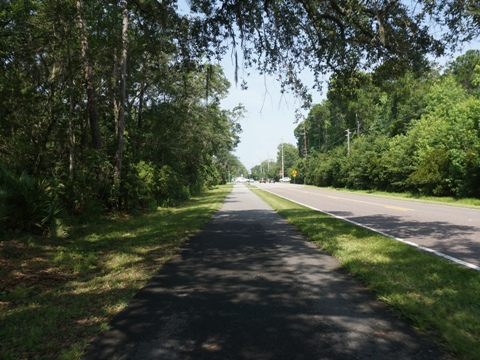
[281,140,284,180]
[345,128,351,156]
[303,121,308,185]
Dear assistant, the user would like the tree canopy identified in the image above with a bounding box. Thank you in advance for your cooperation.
[0,0,246,232]
[187,0,479,105]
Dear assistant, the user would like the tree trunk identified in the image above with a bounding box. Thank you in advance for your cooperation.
[69,95,75,182]
[33,86,57,175]
[76,0,102,150]
[138,79,145,130]
[113,0,129,188]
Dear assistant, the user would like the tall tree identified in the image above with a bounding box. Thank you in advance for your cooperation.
[277,143,299,177]
[76,0,102,150]
[294,102,331,154]
[113,0,129,189]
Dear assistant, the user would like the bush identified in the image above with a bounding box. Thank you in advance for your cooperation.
[156,165,190,206]
[120,162,190,210]
[0,165,67,237]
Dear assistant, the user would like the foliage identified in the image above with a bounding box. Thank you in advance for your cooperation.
[0,1,244,223]
[406,77,480,197]
[213,152,248,183]
[188,0,452,106]
[290,52,480,199]
[0,166,66,237]
[448,50,480,92]
[277,143,300,178]
[421,0,480,44]
[251,158,279,181]
[120,162,190,210]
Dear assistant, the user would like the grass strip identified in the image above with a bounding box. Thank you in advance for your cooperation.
[0,185,231,360]
[307,186,480,208]
[251,187,480,360]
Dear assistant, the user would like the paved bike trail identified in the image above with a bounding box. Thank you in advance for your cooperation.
[83,184,447,360]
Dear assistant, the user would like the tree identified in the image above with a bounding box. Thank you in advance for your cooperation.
[76,0,102,151]
[188,0,451,105]
[0,0,246,216]
[421,0,480,44]
[113,0,129,202]
[294,102,331,154]
[448,50,480,93]
[405,75,480,197]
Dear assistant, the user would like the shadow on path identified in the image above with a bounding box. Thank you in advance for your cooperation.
[83,187,447,360]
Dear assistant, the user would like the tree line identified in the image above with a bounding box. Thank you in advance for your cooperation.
[0,0,244,235]
[291,51,480,198]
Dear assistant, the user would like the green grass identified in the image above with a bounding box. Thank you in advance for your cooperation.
[0,185,232,359]
[251,187,480,360]
[310,185,480,208]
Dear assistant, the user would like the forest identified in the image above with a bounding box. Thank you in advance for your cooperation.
[0,0,247,236]
[1,0,479,236]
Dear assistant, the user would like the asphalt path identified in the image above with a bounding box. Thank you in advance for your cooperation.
[254,183,480,271]
[83,184,446,360]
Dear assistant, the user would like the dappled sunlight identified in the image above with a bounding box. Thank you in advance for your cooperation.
[0,187,232,359]
[84,194,445,359]
[253,187,480,358]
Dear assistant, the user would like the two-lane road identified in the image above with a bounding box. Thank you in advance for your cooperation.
[253,183,480,271]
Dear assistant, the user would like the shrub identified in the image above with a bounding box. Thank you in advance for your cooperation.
[119,162,190,210]
[0,165,67,237]
[156,165,190,206]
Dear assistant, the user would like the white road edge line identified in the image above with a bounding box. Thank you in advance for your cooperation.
[261,188,480,272]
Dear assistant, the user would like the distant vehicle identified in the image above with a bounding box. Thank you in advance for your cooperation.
[279,177,291,182]
[259,178,266,183]
[268,178,275,183]
[235,177,248,183]
[248,178,254,183]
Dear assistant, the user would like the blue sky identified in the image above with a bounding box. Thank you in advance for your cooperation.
[176,0,310,171]
[220,59,325,171]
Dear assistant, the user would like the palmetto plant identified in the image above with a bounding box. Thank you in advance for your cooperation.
[0,166,67,237]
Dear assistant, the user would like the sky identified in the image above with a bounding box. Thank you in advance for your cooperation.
[220,60,325,171]
[176,0,319,171]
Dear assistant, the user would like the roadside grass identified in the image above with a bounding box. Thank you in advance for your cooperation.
[251,187,480,360]
[0,185,231,360]
[310,186,480,208]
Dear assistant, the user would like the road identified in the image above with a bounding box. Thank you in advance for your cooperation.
[253,182,480,271]
[83,185,446,360]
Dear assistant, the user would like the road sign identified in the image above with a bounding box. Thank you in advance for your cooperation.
[292,170,297,177]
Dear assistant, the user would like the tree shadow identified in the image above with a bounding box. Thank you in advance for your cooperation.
[83,208,446,360]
